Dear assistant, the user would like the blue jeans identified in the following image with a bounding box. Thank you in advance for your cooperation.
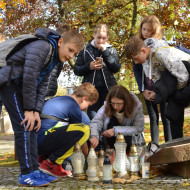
[145,99,172,144]
[0,82,38,175]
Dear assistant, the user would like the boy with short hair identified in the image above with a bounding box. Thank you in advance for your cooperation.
[0,28,84,186]
[38,82,99,177]
[45,24,71,100]
[125,36,190,90]
[125,36,190,139]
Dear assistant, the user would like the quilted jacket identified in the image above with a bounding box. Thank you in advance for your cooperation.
[0,28,60,112]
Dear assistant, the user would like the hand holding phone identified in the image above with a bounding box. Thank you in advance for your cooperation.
[96,57,103,64]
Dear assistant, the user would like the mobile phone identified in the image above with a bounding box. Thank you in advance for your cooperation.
[96,57,102,61]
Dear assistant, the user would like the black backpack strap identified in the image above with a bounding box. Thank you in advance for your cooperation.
[40,113,69,123]
[7,63,14,86]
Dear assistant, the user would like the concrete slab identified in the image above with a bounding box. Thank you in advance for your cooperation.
[147,137,190,165]
[0,140,14,154]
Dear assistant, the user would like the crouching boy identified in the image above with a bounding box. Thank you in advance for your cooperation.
[37,82,98,177]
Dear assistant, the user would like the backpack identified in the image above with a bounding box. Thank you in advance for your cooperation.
[0,34,53,84]
[0,34,39,67]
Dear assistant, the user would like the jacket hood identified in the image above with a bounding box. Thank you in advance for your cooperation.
[35,27,60,41]
[90,39,112,48]
[144,38,169,53]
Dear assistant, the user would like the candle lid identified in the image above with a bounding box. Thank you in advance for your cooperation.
[88,147,97,158]
[116,133,125,143]
[103,155,111,165]
[74,142,81,152]
[98,149,105,158]
[129,144,139,156]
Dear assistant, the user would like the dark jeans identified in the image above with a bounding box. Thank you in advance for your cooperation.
[0,82,38,175]
[87,86,109,120]
[0,101,2,116]
[170,109,184,139]
[145,99,172,144]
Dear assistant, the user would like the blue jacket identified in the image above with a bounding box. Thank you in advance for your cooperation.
[0,28,60,112]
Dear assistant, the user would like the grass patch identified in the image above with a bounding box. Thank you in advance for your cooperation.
[144,116,190,145]
[0,153,19,167]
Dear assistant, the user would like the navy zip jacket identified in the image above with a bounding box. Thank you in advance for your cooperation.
[74,41,120,90]
[0,28,60,112]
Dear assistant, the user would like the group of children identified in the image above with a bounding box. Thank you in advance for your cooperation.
[0,15,190,187]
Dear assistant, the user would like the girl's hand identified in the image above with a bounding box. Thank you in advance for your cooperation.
[102,129,114,138]
[21,111,34,131]
[90,60,103,70]
[96,44,106,51]
[142,89,152,100]
[149,91,156,101]
[90,137,99,149]
[33,111,41,132]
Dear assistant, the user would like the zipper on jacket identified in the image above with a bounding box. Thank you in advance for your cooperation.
[84,47,109,91]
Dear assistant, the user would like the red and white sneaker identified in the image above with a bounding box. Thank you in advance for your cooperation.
[38,155,46,165]
[39,160,72,177]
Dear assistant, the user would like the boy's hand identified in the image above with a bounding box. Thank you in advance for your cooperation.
[90,60,103,70]
[33,112,41,132]
[102,129,114,138]
[81,142,89,157]
[90,137,99,149]
[21,111,35,131]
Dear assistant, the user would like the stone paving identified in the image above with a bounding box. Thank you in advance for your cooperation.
[1,166,190,190]
[1,109,190,189]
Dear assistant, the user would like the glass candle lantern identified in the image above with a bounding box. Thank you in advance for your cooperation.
[113,133,130,178]
[86,147,99,181]
[98,148,105,177]
[128,144,140,176]
[71,142,85,179]
[103,155,112,184]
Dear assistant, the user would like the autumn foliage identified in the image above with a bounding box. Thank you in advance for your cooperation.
[0,0,189,88]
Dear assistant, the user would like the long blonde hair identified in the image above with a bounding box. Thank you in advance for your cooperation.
[138,15,162,40]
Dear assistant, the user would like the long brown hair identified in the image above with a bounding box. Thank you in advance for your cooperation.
[138,15,162,40]
[105,85,137,118]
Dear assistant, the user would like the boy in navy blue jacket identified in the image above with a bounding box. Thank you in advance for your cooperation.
[0,28,84,186]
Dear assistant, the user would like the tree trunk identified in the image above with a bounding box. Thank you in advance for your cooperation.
[57,0,66,23]
[130,0,137,37]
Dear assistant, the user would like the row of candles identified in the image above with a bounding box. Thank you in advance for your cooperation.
[71,133,148,184]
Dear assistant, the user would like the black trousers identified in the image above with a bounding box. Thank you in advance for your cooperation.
[87,86,109,120]
[0,82,38,175]
[38,123,90,165]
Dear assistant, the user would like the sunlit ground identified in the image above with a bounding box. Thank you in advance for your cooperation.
[144,117,190,145]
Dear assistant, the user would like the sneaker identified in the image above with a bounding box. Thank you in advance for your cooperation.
[39,160,72,177]
[38,155,46,165]
[32,170,59,183]
[19,173,50,187]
